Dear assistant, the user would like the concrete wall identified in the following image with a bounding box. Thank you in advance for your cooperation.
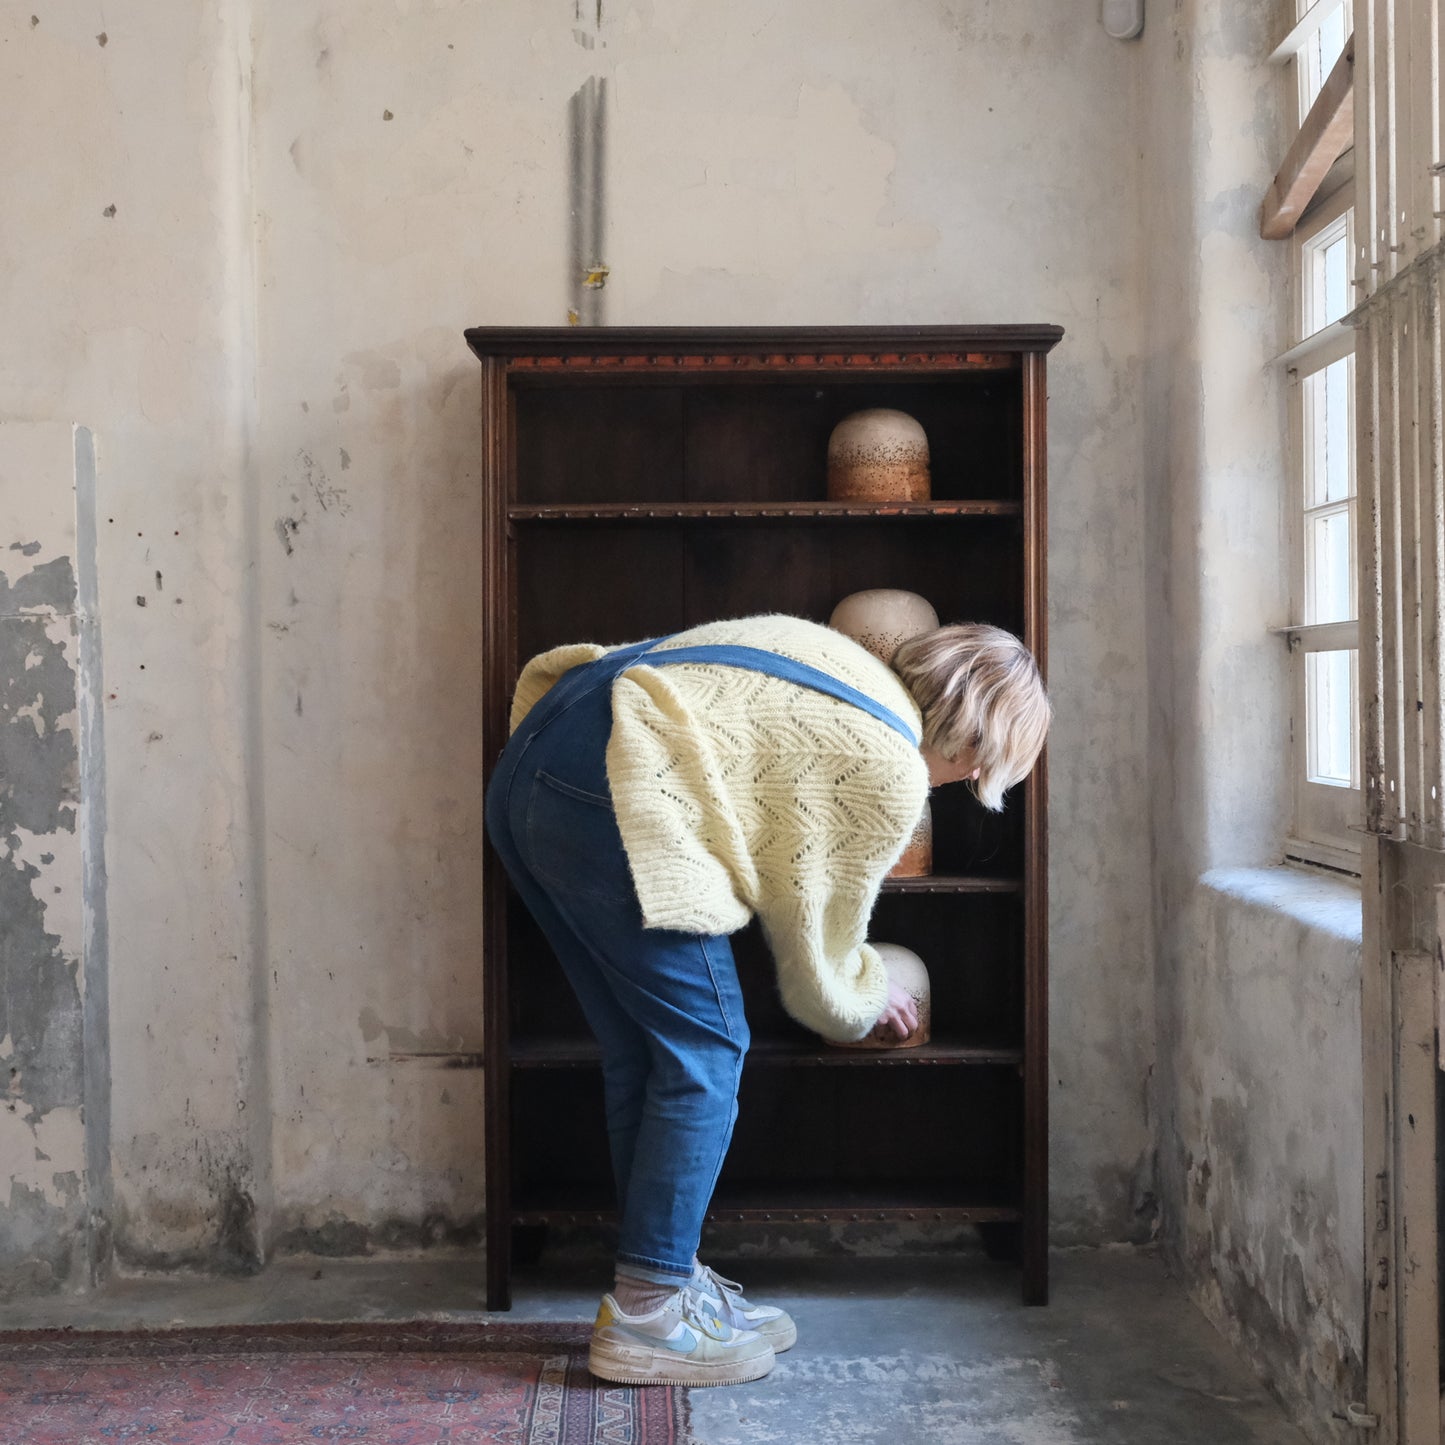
[1,5,263,1283]
[1141,2,1366,1438]
[6,0,1154,1284]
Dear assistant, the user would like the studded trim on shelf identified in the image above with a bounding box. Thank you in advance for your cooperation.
[505,350,1019,372]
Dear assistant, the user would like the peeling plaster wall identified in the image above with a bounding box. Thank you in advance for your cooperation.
[1,6,265,1278]
[251,0,1154,1248]
[0,424,89,1295]
[4,0,1158,1280]
[1140,2,1366,1438]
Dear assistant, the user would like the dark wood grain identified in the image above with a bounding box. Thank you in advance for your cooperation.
[508,501,1022,520]
[465,323,1063,359]
[472,324,1058,1309]
[480,356,513,1311]
[1021,349,1050,1306]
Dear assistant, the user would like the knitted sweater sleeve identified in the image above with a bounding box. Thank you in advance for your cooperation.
[755,748,930,1044]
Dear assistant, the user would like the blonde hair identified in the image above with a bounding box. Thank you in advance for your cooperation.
[891,624,1051,812]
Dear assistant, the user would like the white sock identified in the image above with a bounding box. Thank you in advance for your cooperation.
[612,1268,681,1316]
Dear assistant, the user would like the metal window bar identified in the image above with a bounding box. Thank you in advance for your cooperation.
[1350,0,1445,848]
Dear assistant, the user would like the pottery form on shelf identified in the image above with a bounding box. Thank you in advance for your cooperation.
[829,943,932,1051]
[828,588,940,666]
[889,801,933,879]
[826,408,931,502]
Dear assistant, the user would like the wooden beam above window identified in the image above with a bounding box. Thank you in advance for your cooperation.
[1260,35,1354,240]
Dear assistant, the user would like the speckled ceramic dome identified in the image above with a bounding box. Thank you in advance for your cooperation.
[828,588,940,665]
[826,408,931,502]
[830,943,931,1050]
[888,800,933,880]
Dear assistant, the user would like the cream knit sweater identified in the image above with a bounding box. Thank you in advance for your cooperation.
[509,614,930,1043]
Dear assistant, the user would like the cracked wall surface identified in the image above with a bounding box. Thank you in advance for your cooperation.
[0,423,88,1296]
[1140,3,1366,1440]
[7,0,1162,1280]
[252,0,1153,1250]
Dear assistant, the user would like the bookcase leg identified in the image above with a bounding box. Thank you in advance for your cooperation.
[1021,1215,1048,1305]
[486,1218,512,1311]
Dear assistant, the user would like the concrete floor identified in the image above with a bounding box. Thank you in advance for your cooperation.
[5,1247,1311,1444]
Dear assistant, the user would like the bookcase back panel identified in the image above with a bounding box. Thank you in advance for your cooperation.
[509,1068,1021,1201]
[507,894,1023,1051]
[929,784,1025,877]
[513,379,1021,505]
[511,386,686,505]
[514,522,1022,664]
[725,1068,1021,1187]
[868,894,1024,1040]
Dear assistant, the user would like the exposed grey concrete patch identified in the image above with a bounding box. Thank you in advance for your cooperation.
[0,551,82,1127]
[111,1142,264,1278]
[0,1182,85,1301]
[0,555,74,619]
[75,423,113,1289]
[356,1006,463,1055]
[9,541,42,556]
[271,1210,484,1258]
[215,1164,262,1274]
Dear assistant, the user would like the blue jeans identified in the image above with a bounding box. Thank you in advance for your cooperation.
[483,654,749,1281]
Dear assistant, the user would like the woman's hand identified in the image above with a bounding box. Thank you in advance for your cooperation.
[875,977,919,1040]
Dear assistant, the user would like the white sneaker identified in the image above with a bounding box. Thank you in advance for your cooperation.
[587,1282,776,1387]
[691,1263,798,1352]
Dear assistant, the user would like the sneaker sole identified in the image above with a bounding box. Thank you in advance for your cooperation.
[756,1317,797,1352]
[588,1337,776,1387]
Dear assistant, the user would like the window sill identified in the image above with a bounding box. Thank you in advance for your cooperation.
[1199,864,1363,947]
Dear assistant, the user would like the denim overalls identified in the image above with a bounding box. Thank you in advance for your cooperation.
[483,635,919,1281]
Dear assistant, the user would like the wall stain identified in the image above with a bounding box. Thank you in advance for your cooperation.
[0,555,84,1292]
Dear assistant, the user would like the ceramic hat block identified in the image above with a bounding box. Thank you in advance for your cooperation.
[830,943,931,1050]
[828,588,940,665]
[826,408,931,502]
[890,800,933,879]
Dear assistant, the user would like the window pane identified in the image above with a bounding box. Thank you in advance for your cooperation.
[1317,7,1346,81]
[1320,231,1349,327]
[1309,506,1353,623]
[1298,2,1351,117]
[1307,648,1357,787]
[1306,355,1354,505]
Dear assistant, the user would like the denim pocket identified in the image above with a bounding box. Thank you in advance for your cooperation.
[533,770,614,811]
[525,771,637,904]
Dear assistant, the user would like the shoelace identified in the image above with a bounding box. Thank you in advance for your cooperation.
[693,1265,757,1324]
[677,1280,733,1341]
[698,1265,748,1300]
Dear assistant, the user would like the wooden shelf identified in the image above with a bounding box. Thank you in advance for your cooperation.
[881,874,1022,894]
[511,1035,1024,1070]
[509,499,1021,522]
[512,1181,1021,1228]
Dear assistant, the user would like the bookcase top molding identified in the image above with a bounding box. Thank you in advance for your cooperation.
[465,324,1064,373]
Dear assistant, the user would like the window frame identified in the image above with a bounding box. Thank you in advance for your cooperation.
[1281,177,1361,874]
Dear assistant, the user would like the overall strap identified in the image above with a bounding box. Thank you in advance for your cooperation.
[641,643,921,748]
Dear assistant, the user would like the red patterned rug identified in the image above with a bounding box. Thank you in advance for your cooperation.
[0,1320,692,1444]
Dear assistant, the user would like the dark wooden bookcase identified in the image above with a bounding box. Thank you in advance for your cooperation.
[464,325,1061,1309]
